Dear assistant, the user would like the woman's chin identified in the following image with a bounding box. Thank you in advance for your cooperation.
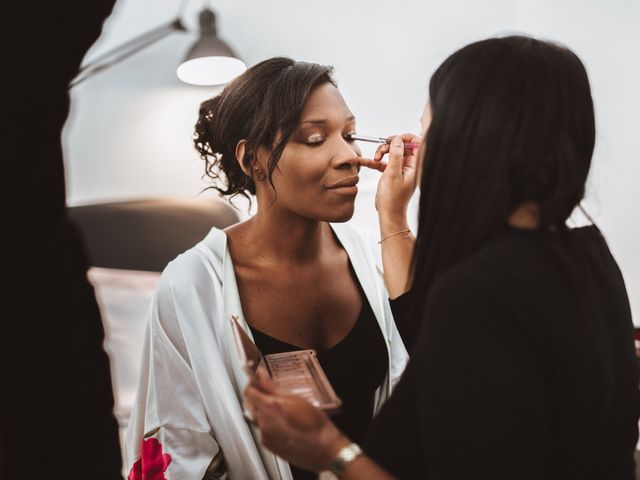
[319,204,355,223]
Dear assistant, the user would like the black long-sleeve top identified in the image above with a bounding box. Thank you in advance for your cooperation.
[364,225,640,479]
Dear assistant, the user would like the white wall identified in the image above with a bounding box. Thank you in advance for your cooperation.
[64,0,640,321]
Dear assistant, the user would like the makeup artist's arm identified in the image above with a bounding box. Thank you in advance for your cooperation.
[245,371,396,480]
[359,135,420,299]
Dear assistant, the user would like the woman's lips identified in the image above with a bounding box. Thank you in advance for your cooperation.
[325,176,359,195]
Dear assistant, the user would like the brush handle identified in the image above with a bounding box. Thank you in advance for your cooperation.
[348,134,419,150]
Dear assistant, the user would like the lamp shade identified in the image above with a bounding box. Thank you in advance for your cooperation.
[176,8,246,86]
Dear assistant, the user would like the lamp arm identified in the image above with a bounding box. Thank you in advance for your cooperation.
[69,18,186,89]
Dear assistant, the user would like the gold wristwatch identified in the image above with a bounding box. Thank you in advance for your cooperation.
[318,443,363,479]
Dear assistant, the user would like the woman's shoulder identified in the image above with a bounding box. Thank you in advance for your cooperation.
[149,240,226,342]
[156,232,224,300]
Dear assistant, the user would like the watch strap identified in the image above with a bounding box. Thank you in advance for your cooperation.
[329,443,363,477]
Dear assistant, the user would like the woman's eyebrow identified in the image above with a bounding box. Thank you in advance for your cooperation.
[300,115,356,126]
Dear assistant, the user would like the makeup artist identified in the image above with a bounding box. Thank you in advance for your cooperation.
[245,35,640,480]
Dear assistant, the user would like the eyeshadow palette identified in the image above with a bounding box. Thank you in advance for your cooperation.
[231,315,342,412]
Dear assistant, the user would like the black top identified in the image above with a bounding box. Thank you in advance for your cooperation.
[365,225,639,479]
[250,291,388,480]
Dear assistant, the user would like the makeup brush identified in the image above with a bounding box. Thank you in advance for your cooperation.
[347,134,420,150]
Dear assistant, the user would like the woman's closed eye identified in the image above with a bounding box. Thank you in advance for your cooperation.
[306,133,326,146]
[304,131,357,147]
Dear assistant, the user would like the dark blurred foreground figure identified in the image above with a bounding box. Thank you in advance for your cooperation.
[244,36,640,480]
[2,2,122,478]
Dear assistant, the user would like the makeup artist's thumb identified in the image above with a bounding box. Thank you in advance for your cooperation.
[256,367,278,393]
[387,136,405,174]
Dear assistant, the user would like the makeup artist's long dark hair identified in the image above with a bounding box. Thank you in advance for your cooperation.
[412,35,595,301]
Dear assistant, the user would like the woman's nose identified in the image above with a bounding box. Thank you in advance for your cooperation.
[333,138,360,169]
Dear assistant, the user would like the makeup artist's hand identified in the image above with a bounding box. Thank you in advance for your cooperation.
[359,133,420,298]
[244,369,350,473]
[358,134,420,224]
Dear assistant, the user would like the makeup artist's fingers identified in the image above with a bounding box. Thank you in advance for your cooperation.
[385,136,406,174]
[245,383,281,410]
[256,366,280,393]
[401,144,419,177]
[373,133,422,161]
[373,143,390,161]
[384,133,422,146]
[248,366,286,398]
[248,392,341,473]
[373,135,420,215]
[243,396,257,423]
[357,157,387,172]
[385,134,420,179]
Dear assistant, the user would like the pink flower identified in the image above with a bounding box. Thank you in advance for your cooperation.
[128,437,172,480]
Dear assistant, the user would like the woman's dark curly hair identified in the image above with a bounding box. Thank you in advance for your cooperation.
[194,57,336,201]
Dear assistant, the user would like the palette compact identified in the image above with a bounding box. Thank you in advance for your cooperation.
[231,315,342,413]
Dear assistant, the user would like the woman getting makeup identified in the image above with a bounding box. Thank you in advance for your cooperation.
[245,36,640,480]
[124,57,408,480]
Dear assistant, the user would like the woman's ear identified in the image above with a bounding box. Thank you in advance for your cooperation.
[235,139,251,176]
[236,140,267,181]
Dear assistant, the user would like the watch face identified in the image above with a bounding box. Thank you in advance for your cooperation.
[318,471,338,480]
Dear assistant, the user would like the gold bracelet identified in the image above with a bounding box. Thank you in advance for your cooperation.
[378,229,411,244]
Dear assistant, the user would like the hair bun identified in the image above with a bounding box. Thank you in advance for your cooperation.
[195,96,225,157]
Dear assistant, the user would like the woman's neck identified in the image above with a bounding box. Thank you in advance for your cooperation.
[242,207,332,265]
